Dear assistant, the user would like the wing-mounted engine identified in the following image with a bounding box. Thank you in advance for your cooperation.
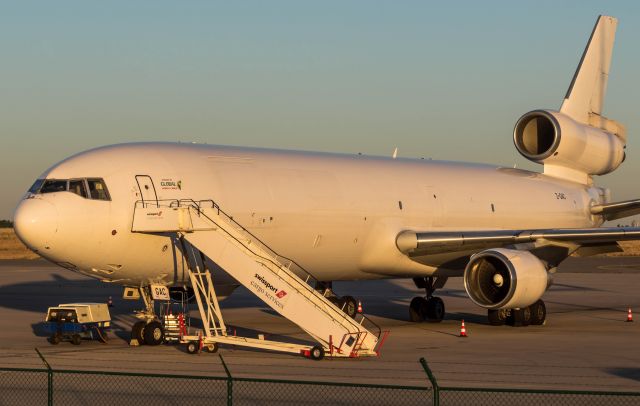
[513,16,626,184]
[463,248,551,310]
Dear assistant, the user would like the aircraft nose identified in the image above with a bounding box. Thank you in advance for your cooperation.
[13,198,58,252]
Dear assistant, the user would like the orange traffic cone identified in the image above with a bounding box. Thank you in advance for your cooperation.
[357,300,363,314]
[627,308,634,322]
[107,296,113,307]
[459,320,468,337]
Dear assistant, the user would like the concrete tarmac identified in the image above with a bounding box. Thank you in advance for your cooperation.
[0,257,639,391]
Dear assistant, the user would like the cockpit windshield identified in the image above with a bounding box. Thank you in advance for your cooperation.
[87,179,110,200]
[29,178,111,201]
[69,180,88,199]
[40,180,67,194]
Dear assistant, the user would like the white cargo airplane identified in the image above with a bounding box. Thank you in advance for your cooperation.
[13,16,640,345]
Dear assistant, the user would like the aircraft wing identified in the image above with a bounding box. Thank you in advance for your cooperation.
[590,199,640,221]
[396,227,640,268]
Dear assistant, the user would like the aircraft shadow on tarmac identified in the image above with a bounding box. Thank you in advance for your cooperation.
[0,274,120,313]
[3,273,489,337]
[227,279,485,324]
[6,271,508,347]
[606,368,640,382]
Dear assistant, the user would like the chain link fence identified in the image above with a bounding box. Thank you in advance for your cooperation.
[438,389,640,406]
[0,352,638,405]
[419,358,640,406]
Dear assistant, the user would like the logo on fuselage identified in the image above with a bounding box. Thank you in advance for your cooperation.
[160,178,182,190]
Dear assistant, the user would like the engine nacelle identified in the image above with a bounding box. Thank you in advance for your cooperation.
[513,110,625,176]
[463,248,550,310]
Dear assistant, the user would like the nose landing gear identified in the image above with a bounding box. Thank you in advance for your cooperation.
[129,286,169,346]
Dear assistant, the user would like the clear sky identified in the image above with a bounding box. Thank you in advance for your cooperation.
[1,1,639,220]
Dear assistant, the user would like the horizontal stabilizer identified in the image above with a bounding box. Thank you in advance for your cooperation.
[591,199,640,221]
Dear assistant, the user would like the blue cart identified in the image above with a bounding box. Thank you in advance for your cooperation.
[44,303,111,345]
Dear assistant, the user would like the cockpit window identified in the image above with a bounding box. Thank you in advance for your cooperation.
[87,178,110,201]
[28,177,110,201]
[68,179,88,198]
[40,180,67,194]
[28,179,45,194]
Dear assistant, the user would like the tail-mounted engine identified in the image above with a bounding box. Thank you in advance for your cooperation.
[513,110,626,181]
[463,248,551,310]
[512,16,627,183]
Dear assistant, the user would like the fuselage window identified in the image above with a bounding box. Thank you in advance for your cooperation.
[68,179,88,198]
[87,178,111,201]
[40,180,67,194]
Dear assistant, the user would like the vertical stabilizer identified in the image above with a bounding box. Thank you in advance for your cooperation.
[560,15,617,125]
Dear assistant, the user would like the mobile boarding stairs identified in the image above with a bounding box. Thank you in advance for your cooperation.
[132,199,388,359]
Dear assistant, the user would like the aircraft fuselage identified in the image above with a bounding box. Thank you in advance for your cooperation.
[13,142,602,287]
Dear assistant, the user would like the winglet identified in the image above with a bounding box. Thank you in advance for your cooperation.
[560,15,617,125]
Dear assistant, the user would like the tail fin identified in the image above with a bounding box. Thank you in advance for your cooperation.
[560,15,617,126]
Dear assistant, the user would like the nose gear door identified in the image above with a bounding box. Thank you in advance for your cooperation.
[135,175,159,207]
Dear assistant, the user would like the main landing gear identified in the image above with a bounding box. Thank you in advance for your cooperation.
[487,299,546,327]
[409,277,448,323]
[316,281,359,319]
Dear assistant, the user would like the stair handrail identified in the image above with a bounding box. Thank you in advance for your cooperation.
[183,199,319,283]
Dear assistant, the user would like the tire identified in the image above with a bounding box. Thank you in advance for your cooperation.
[50,334,61,345]
[522,306,532,326]
[425,297,445,323]
[186,341,199,354]
[487,309,509,326]
[131,321,146,345]
[71,334,82,345]
[409,297,426,322]
[207,343,219,353]
[510,309,530,327]
[309,345,325,361]
[530,300,546,325]
[327,296,340,307]
[340,296,358,319]
[143,321,164,346]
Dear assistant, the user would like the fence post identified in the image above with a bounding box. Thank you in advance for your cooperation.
[419,357,439,406]
[35,348,53,406]
[219,354,233,405]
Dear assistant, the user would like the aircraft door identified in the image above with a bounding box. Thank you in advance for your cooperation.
[135,175,159,207]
